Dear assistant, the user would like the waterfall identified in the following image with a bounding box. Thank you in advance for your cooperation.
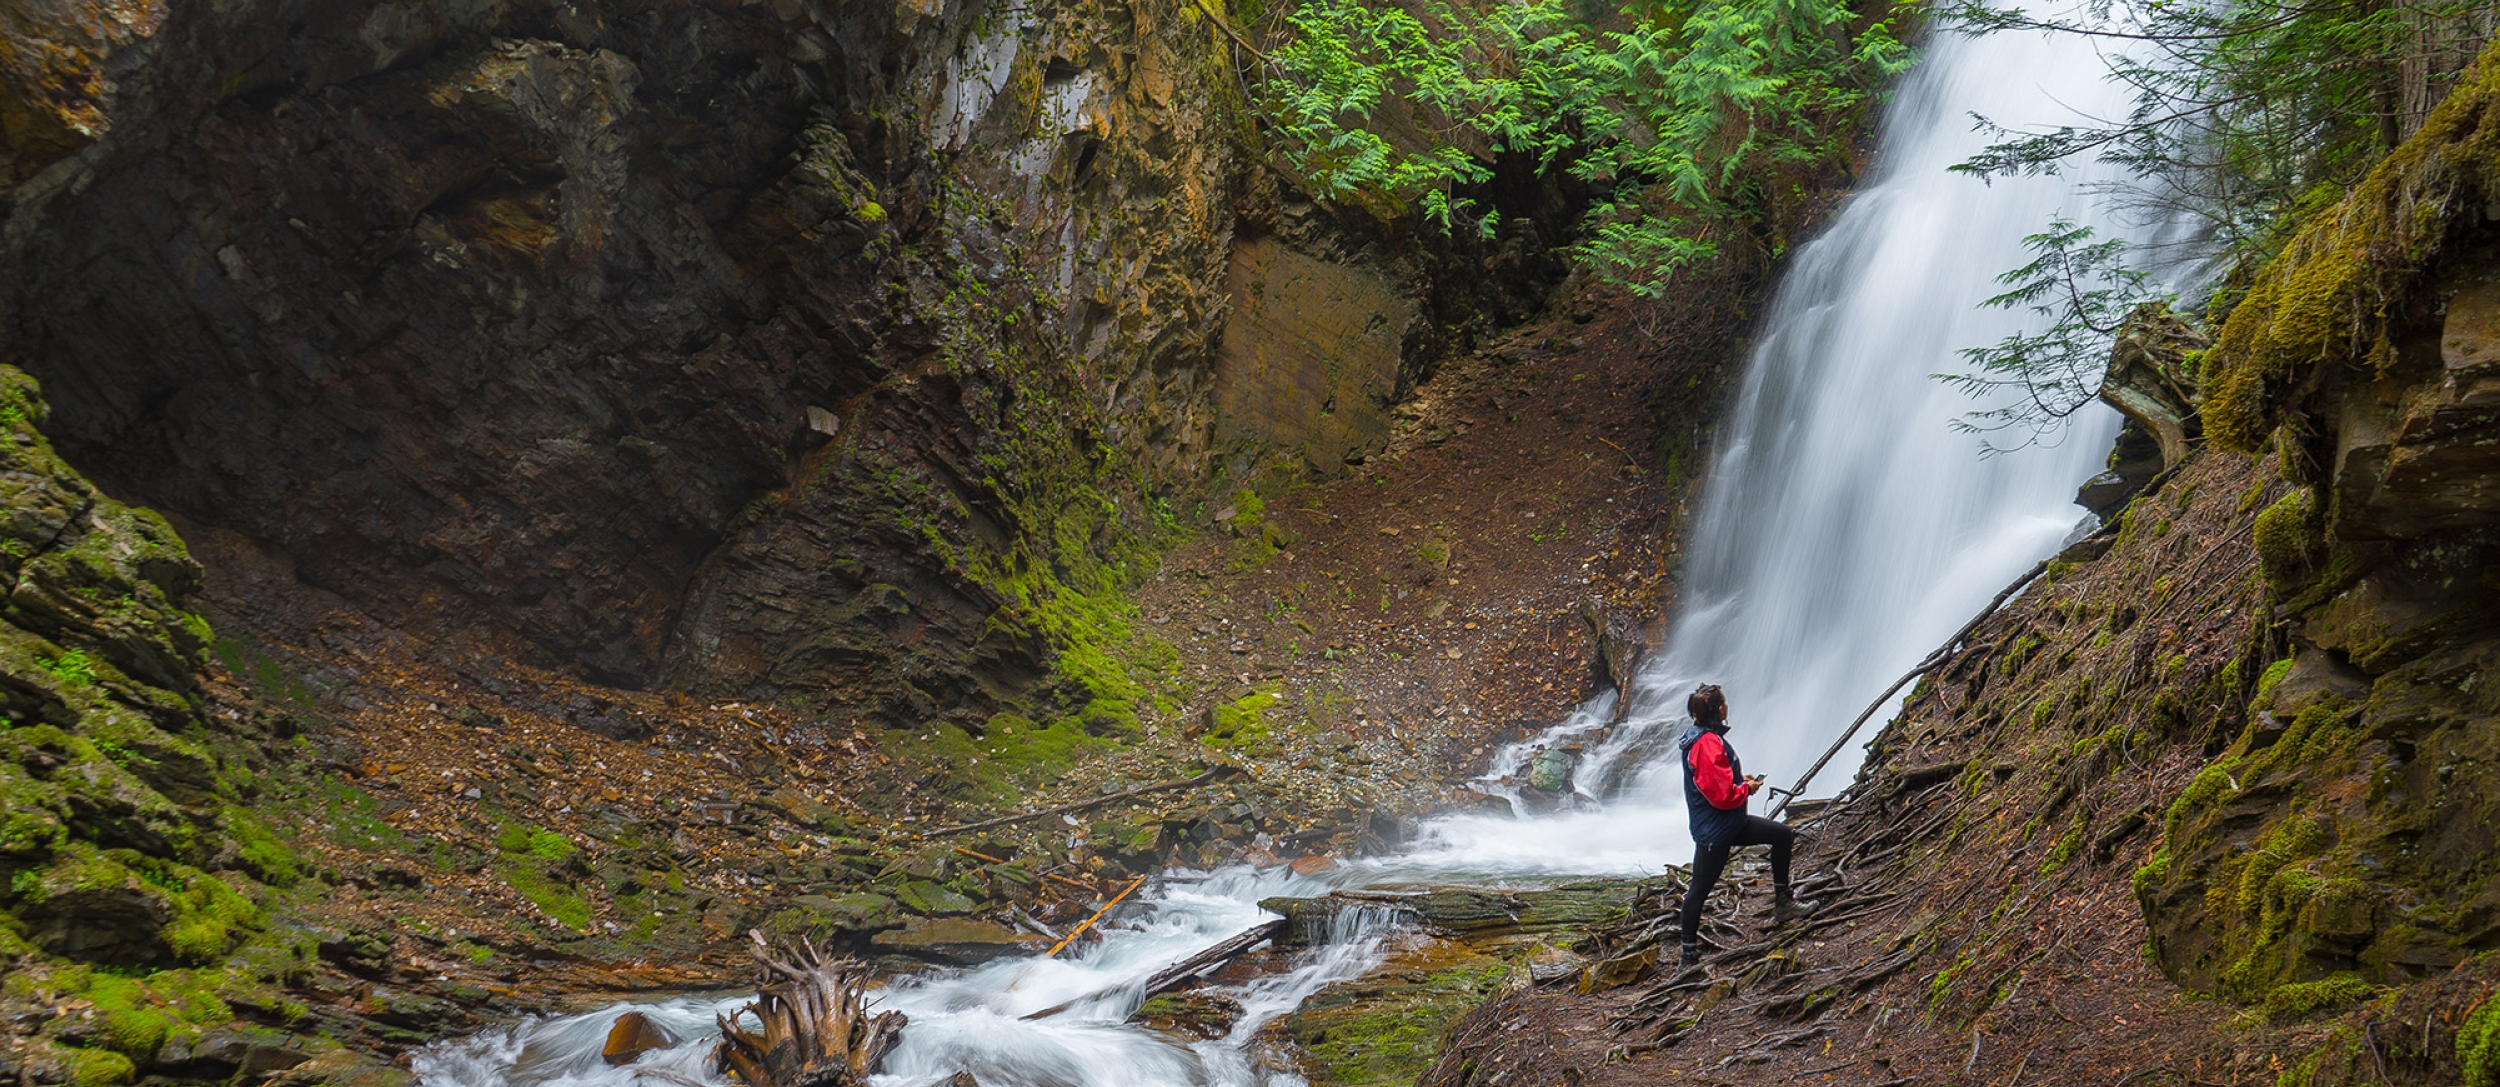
[1394,24,2155,874]
[412,23,2155,1087]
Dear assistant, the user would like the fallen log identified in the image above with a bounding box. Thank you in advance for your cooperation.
[1021,919,1287,1021]
[713,934,905,1087]
[921,767,1238,839]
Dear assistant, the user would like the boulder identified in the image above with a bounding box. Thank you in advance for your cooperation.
[1578,599,1649,721]
[601,1011,678,1066]
[1526,749,1574,793]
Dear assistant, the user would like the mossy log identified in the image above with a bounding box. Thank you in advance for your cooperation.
[713,935,905,1087]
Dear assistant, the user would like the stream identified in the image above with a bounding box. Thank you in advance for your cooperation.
[413,22,2156,1087]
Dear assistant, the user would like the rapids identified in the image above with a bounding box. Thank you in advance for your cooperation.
[413,22,2159,1087]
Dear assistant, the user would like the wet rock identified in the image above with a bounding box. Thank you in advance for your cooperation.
[315,924,395,973]
[757,786,849,834]
[17,862,174,966]
[155,1033,312,1078]
[869,917,1048,964]
[259,1051,413,1087]
[1578,599,1648,719]
[1526,748,1574,793]
[806,892,905,933]
[601,1011,678,1066]
[892,880,979,917]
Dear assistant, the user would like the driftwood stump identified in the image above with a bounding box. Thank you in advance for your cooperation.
[712,934,906,1087]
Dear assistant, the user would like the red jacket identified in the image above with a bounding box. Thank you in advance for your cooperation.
[1686,731,1754,810]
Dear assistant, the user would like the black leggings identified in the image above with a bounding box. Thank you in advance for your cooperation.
[1677,815,1795,947]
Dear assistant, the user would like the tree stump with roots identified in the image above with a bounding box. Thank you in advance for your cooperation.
[712,934,906,1087]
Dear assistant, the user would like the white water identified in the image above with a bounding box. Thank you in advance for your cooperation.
[414,24,2151,1087]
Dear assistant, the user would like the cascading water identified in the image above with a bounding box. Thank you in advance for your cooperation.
[413,23,2157,1087]
[1397,24,2161,874]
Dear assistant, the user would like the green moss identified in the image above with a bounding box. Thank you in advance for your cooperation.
[2461,991,2500,1087]
[500,861,592,933]
[496,824,575,862]
[1997,633,2044,676]
[2201,38,2500,451]
[2041,815,2089,876]
[2262,974,2379,1021]
[1288,961,1511,1085]
[65,1047,135,1087]
[2133,847,2174,901]
[222,808,301,887]
[1202,688,1282,750]
[2254,490,2324,593]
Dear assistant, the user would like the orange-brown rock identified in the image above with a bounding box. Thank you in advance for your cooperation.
[601,1011,677,1067]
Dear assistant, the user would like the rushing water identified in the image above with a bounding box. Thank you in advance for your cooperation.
[415,24,2155,1087]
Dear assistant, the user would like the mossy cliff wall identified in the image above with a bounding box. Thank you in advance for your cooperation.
[0,366,333,1087]
[1822,41,2500,1083]
[0,0,1531,727]
[2124,44,2500,1024]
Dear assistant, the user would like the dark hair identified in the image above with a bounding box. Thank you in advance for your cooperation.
[1688,684,1726,727]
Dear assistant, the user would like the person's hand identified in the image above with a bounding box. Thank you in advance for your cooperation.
[1743,774,1764,788]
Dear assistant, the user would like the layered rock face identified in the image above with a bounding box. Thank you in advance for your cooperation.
[0,363,293,979]
[0,0,1549,720]
[2134,48,2500,1002]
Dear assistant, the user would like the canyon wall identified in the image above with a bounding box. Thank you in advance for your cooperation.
[0,0,1564,724]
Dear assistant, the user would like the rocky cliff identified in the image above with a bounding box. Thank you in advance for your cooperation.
[2121,41,2500,1076]
[0,365,342,1087]
[0,0,1563,730]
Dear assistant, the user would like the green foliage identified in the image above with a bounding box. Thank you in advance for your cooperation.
[1944,0,2463,263]
[1938,217,2158,449]
[1257,0,1907,292]
[34,649,97,690]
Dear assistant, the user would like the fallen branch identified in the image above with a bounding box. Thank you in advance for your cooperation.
[1022,919,1287,1021]
[1047,876,1149,957]
[922,767,1238,839]
[1771,555,2055,818]
[713,934,905,1087]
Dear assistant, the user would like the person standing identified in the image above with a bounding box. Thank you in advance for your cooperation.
[1676,683,1812,970]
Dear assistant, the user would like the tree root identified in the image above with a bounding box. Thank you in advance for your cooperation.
[713,933,906,1087]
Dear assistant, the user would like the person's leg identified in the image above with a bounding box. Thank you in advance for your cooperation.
[1726,814,1812,922]
[1725,814,1794,888]
[1678,842,1731,966]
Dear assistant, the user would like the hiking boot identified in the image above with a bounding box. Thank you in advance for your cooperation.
[1678,941,1702,971]
[1772,886,1817,927]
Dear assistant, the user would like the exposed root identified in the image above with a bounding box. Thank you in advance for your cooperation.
[712,933,907,1087]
